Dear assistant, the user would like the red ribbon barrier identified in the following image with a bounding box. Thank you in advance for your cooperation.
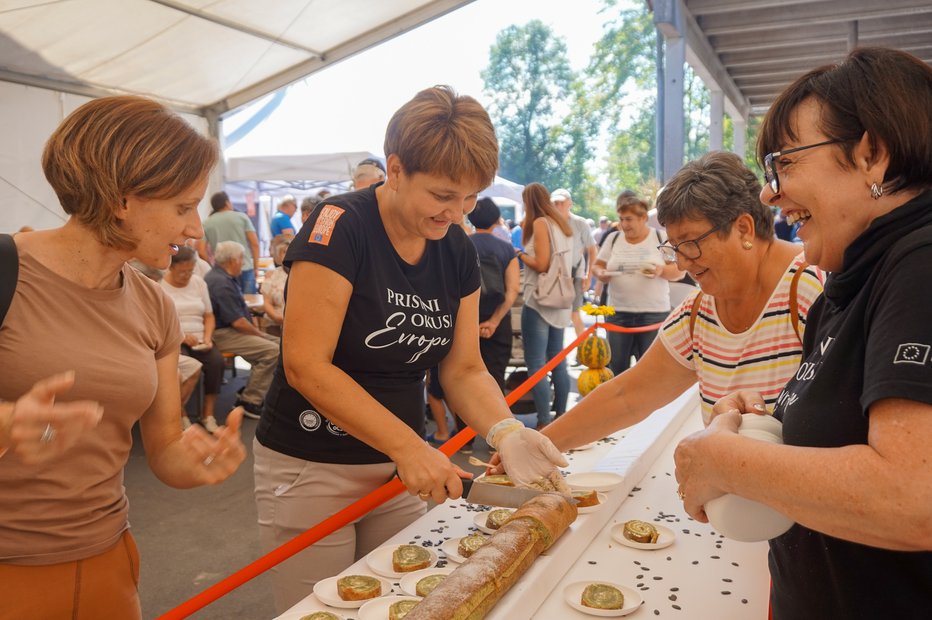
[158,320,662,618]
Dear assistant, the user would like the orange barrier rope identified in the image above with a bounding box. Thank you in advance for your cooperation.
[158,319,660,618]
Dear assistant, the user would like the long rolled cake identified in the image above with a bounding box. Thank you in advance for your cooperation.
[405,493,577,620]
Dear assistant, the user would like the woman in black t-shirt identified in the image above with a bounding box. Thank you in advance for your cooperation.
[253,86,568,612]
[674,48,932,619]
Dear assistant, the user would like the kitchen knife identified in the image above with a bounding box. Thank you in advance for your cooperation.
[460,477,551,508]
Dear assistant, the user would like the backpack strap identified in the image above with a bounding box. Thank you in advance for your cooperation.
[688,291,703,340]
[788,261,808,343]
[0,234,19,327]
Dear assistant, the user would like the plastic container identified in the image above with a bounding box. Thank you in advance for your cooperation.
[704,414,795,542]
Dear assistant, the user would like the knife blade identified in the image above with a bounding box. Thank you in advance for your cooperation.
[460,477,549,508]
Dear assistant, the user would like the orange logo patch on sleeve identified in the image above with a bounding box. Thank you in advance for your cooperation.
[309,205,346,246]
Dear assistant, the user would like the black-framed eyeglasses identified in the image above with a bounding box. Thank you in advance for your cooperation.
[657,225,722,263]
[763,139,840,194]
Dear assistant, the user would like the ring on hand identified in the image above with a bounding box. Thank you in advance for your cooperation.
[418,491,431,500]
[39,423,55,444]
[677,490,685,501]
[203,455,215,467]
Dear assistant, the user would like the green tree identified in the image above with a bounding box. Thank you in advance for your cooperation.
[481,20,596,206]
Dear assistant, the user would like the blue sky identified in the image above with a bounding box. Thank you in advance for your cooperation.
[222,0,631,158]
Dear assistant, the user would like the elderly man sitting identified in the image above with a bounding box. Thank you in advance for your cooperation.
[205,241,280,419]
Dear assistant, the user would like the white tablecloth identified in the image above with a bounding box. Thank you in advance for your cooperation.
[278,385,771,619]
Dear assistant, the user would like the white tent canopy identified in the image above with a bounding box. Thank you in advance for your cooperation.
[225,152,380,184]
[0,0,476,232]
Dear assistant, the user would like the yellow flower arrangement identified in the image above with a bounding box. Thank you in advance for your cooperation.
[580,303,616,317]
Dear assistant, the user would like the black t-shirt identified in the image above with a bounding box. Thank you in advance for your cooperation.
[469,232,515,325]
[770,190,932,619]
[256,187,480,464]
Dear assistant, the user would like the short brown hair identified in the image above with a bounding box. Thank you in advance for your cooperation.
[657,151,773,239]
[383,85,499,189]
[615,190,649,217]
[758,47,932,195]
[521,182,571,246]
[42,95,218,250]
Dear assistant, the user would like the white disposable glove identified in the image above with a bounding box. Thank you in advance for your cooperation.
[494,424,570,492]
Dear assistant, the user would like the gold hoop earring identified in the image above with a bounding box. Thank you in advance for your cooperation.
[870,182,883,200]
[742,240,753,250]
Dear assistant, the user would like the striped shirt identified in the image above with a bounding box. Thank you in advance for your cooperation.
[659,253,825,424]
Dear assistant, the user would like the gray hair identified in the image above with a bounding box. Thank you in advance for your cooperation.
[657,151,774,240]
[213,240,245,265]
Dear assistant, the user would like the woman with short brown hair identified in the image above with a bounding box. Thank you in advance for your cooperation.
[0,95,245,618]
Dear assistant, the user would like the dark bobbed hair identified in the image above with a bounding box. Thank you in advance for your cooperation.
[521,182,571,246]
[758,47,932,195]
[384,85,499,189]
[42,95,217,250]
[657,151,774,240]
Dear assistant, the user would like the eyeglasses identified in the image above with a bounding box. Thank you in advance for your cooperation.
[657,225,722,263]
[763,139,840,194]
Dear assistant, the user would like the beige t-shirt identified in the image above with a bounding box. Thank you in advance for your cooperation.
[0,248,181,565]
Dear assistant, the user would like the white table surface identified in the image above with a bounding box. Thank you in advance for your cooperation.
[278,385,771,619]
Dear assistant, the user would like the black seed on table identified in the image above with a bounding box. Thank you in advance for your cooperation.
[668,595,677,601]
[666,556,672,561]
[731,562,740,567]
[637,574,644,579]
[711,555,720,559]
[691,560,699,565]
[637,583,644,588]
[672,604,681,610]
[654,610,660,616]
[670,587,679,591]
[741,599,748,604]
[721,591,731,595]
[642,567,651,571]
[414,535,421,539]
[588,561,597,565]
[438,520,446,523]
[723,578,733,583]
[453,515,461,519]
[641,586,650,591]
[653,576,663,580]
[682,529,690,534]
[634,560,641,565]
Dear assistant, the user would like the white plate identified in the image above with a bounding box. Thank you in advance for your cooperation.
[398,566,455,597]
[576,492,609,515]
[275,610,347,620]
[564,581,642,617]
[439,537,468,563]
[566,472,624,492]
[610,522,676,550]
[365,544,438,579]
[357,595,423,620]
[472,509,513,535]
[312,575,394,609]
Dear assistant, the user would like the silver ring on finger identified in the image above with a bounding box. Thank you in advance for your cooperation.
[203,455,215,467]
[418,491,430,500]
[677,490,685,501]
[40,423,55,444]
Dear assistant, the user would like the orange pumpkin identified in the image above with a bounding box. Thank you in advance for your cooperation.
[577,367,614,396]
[576,335,611,369]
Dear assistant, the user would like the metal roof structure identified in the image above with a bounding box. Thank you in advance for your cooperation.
[654,0,932,119]
[0,0,474,117]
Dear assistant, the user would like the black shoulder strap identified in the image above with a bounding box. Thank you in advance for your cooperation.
[0,234,18,327]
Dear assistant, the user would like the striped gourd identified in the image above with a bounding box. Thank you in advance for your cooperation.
[576,335,611,369]
[577,367,614,396]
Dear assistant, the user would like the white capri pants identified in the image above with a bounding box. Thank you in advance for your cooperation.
[253,438,426,613]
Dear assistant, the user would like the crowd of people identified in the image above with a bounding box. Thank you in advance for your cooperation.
[2,46,929,619]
